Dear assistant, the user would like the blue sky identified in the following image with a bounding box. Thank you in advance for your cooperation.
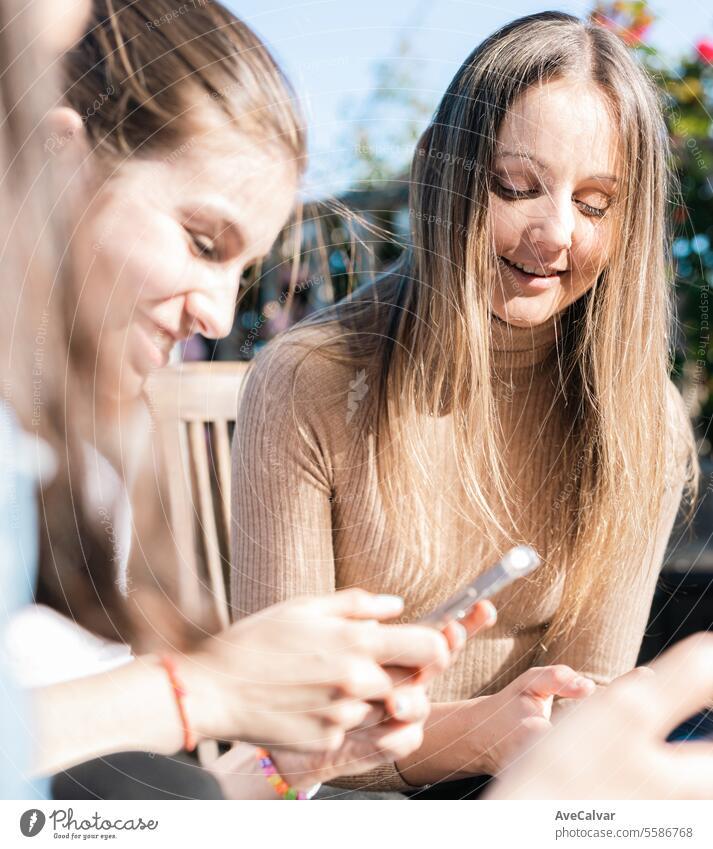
[226,1,713,196]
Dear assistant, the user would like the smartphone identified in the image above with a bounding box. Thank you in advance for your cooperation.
[418,545,541,631]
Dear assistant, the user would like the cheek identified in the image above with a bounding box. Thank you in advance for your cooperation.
[571,221,612,276]
[90,224,191,324]
[489,196,528,252]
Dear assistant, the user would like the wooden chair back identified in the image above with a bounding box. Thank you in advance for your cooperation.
[145,361,250,630]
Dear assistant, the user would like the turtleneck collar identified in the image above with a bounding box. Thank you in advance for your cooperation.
[489,309,563,377]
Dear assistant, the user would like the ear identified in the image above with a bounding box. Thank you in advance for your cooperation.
[43,107,88,158]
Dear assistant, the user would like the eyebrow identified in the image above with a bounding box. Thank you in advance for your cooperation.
[495,149,619,183]
[185,198,248,251]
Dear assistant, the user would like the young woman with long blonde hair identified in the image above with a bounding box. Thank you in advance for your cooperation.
[231,10,700,791]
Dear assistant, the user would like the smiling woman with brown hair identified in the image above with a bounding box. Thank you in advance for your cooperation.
[231,10,700,791]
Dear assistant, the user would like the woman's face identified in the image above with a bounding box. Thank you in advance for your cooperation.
[75,135,297,400]
[489,78,621,327]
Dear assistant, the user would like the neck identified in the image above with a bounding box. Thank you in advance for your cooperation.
[489,310,563,381]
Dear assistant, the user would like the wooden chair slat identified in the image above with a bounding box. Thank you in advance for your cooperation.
[144,361,249,764]
[187,420,230,630]
[212,419,233,546]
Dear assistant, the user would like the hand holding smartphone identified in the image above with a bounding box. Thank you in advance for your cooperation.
[384,546,541,705]
[419,545,541,631]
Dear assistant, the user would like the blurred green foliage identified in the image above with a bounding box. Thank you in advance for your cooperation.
[592,2,713,454]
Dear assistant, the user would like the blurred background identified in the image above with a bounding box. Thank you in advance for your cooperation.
[191,1,712,651]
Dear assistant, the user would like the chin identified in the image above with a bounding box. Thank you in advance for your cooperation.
[121,373,149,402]
[103,365,147,405]
[491,297,561,327]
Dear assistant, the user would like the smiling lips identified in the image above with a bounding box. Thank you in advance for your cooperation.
[500,255,569,279]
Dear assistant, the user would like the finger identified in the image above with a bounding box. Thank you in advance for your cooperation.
[336,657,395,701]
[459,600,497,637]
[439,602,497,653]
[309,589,404,621]
[555,675,596,698]
[366,719,426,761]
[442,621,468,653]
[615,633,713,737]
[386,686,430,723]
[384,665,423,688]
[521,665,595,699]
[319,698,374,731]
[364,624,451,671]
[264,722,345,754]
[352,703,388,730]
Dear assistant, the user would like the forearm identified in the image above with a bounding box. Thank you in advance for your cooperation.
[395,698,494,786]
[30,656,186,777]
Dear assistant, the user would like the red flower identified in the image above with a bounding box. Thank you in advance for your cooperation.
[697,38,713,64]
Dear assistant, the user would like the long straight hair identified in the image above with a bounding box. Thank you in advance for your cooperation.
[5,0,306,647]
[316,11,699,641]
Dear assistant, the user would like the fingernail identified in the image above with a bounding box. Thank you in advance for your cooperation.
[483,602,497,625]
[393,695,408,717]
[452,622,467,647]
[374,594,404,614]
[574,676,595,690]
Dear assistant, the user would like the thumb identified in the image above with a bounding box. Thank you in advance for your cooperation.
[520,666,596,700]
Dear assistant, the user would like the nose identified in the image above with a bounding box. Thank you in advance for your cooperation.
[183,287,236,340]
[527,191,574,256]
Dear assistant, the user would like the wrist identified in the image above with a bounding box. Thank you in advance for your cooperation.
[209,743,281,800]
[147,651,234,750]
[270,751,322,794]
[399,698,498,785]
[175,650,238,744]
[464,695,499,775]
[129,656,186,755]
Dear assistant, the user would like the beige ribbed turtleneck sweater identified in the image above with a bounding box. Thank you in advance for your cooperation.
[230,310,690,791]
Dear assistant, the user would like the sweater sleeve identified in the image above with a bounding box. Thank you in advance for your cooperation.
[534,380,696,684]
[230,336,337,617]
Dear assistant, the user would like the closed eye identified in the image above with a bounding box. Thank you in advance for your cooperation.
[493,182,612,218]
[187,230,221,262]
[575,199,608,218]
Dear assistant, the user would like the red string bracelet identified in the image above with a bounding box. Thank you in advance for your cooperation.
[158,655,197,752]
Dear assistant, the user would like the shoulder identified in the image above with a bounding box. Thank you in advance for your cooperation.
[237,320,368,437]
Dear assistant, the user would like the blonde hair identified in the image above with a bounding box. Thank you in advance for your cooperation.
[311,10,699,641]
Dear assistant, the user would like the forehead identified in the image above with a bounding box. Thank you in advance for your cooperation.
[495,78,620,178]
[107,133,298,258]
[177,139,298,253]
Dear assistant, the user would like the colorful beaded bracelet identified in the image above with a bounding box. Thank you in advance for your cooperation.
[255,748,307,799]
